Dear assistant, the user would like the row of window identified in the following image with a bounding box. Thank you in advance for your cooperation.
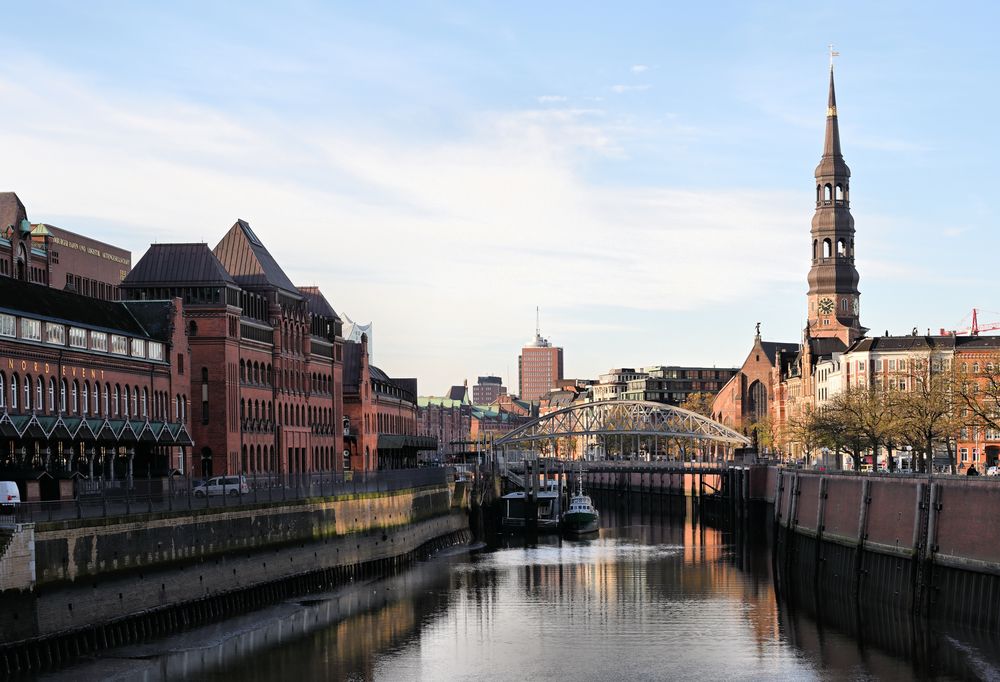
[0,370,187,421]
[238,398,336,429]
[0,314,163,360]
[237,359,335,396]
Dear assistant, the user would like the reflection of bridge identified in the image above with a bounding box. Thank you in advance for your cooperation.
[494,400,750,454]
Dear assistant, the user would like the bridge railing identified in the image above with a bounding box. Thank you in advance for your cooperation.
[0,467,453,525]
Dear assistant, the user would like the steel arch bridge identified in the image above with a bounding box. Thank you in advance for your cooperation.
[493,400,750,447]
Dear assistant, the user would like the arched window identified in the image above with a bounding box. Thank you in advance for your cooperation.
[103,384,110,416]
[113,385,120,416]
[812,239,817,260]
[48,377,55,412]
[71,380,79,414]
[188,320,198,336]
[82,382,89,415]
[92,382,100,415]
[60,379,68,413]
[23,374,31,411]
[142,388,148,418]
[175,394,180,421]
[240,399,245,421]
[822,239,832,259]
[824,184,832,202]
[747,380,768,422]
[123,385,130,417]
[837,239,846,256]
[36,377,43,413]
[12,373,20,409]
[835,184,844,201]
[239,360,245,382]
[816,184,822,202]
[0,372,5,408]
[132,387,139,417]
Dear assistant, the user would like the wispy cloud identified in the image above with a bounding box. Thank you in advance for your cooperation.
[630,64,649,73]
[611,84,651,94]
[537,95,567,103]
[0,60,804,388]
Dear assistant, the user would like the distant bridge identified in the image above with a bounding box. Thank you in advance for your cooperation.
[493,400,750,449]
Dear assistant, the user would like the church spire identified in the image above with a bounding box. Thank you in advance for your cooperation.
[823,67,842,159]
[807,57,863,345]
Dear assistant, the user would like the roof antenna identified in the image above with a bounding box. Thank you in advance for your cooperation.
[536,306,540,339]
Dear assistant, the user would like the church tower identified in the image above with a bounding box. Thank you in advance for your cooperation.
[807,64,864,344]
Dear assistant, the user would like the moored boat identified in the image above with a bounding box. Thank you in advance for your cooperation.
[562,480,599,535]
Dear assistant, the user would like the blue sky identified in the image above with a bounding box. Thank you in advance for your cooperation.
[1,2,998,393]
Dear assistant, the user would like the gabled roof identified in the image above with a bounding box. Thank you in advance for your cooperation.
[214,220,299,297]
[759,341,800,364]
[298,286,340,321]
[0,192,27,231]
[809,336,847,359]
[847,335,957,353]
[123,243,236,287]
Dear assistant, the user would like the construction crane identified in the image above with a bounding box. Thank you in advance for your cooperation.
[940,308,1000,336]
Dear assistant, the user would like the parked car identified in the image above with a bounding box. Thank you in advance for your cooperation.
[193,476,249,497]
[0,481,21,511]
[986,466,999,477]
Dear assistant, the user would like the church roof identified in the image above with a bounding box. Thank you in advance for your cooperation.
[809,336,847,358]
[758,341,800,364]
[124,243,237,287]
[213,220,300,297]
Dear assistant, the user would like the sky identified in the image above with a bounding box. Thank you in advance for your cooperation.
[2,2,999,394]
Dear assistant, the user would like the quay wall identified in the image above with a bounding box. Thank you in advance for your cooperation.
[769,468,1000,625]
[0,480,469,647]
[581,462,1000,626]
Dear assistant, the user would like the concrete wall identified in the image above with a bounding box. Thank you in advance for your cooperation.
[770,467,1000,625]
[0,524,35,591]
[32,485,450,586]
[1,481,466,642]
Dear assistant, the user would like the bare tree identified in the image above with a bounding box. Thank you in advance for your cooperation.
[824,384,903,472]
[897,357,964,473]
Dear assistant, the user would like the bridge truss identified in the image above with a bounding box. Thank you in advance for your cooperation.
[493,400,750,450]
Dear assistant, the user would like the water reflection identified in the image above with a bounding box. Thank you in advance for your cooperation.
[44,495,1000,681]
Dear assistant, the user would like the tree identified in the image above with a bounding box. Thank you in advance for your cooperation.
[813,402,866,471]
[749,415,777,456]
[680,391,714,417]
[785,407,822,464]
[897,357,964,473]
[825,383,903,471]
[957,351,1000,434]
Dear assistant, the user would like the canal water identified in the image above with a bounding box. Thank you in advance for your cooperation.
[44,496,1000,681]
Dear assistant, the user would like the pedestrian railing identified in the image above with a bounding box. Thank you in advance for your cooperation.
[1,467,452,524]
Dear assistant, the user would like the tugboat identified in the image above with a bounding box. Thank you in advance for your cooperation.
[561,477,599,535]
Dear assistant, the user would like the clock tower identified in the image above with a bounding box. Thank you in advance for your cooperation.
[807,64,864,344]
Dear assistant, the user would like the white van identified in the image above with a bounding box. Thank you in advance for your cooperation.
[192,476,249,497]
[0,481,21,510]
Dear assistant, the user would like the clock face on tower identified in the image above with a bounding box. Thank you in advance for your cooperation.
[818,297,835,315]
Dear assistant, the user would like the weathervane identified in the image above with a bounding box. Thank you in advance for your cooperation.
[828,44,840,69]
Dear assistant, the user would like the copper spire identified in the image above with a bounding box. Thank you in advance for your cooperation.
[823,66,842,160]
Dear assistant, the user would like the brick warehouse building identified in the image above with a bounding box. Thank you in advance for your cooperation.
[122,220,345,478]
[343,334,433,470]
[0,276,192,499]
[1,191,131,299]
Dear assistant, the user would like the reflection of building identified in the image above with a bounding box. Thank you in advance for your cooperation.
[123,220,345,476]
[472,375,506,404]
[1,192,131,300]
[0,275,192,498]
[518,325,564,401]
